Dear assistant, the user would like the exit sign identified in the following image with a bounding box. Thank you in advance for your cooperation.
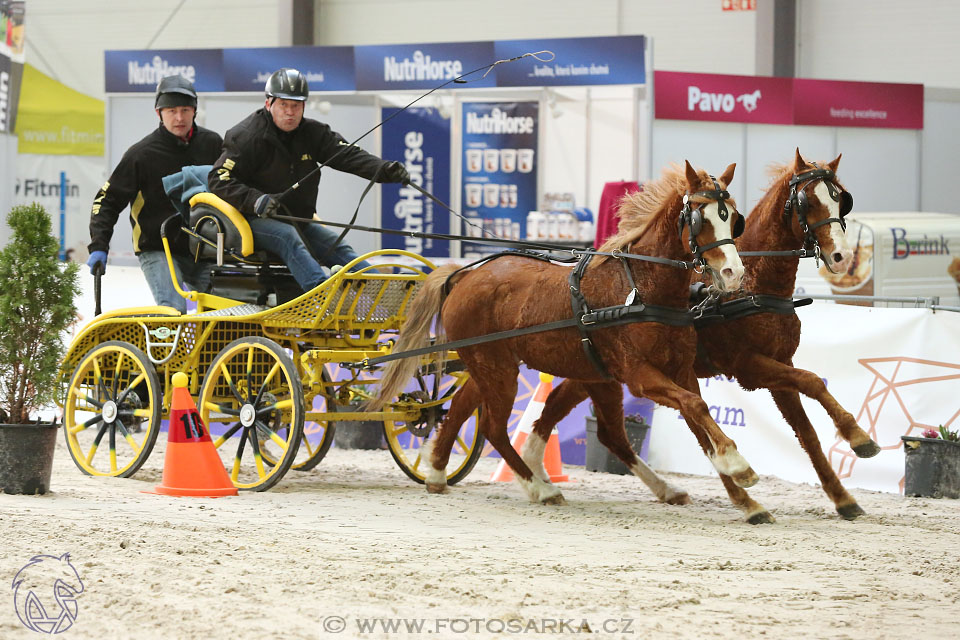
[722,0,756,10]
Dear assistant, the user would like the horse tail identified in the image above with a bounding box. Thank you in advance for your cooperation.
[367,264,464,410]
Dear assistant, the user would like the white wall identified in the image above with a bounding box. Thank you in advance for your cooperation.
[798,0,960,89]
[25,0,291,99]
[921,90,960,214]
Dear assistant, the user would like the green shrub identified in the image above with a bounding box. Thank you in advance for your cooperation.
[0,203,79,423]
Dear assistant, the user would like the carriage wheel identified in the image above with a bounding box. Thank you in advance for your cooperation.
[199,337,304,492]
[259,366,335,472]
[63,341,162,478]
[383,367,485,485]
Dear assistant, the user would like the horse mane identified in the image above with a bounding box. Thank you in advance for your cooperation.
[593,164,687,266]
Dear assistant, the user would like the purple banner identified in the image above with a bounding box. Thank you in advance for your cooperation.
[793,78,923,129]
[655,71,793,125]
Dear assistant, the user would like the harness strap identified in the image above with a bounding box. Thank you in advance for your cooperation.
[569,253,612,378]
[692,294,812,329]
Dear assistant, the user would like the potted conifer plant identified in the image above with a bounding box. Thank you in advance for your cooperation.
[0,203,79,494]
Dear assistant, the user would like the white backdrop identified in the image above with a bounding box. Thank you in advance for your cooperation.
[646,304,960,495]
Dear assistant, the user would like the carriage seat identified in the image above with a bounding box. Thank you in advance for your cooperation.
[184,192,303,305]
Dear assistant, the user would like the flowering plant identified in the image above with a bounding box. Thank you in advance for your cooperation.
[922,425,960,442]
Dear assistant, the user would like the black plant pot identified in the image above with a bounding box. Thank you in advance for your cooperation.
[333,403,385,450]
[0,423,59,494]
[902,436,960,499]
[585,416,650,475]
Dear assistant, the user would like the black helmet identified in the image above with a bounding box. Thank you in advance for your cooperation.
[265,68,309,101]
[155,75,198,109]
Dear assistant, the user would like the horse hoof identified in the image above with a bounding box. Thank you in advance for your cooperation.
[425,482,449,494]
[541,494,566,506]
[731,467,759,488]
[837,502,865,520]
[852,440,881,459]
[664,490,691,505]
[747,510,776,525]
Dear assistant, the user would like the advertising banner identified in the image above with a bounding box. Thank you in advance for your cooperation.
[105,49,224,93]
[654,70,793,124]
[379,107,450,257]
[355,41,495,91]
[0,0,25,134]
[14,154,106,262]
[223,46,355,92]
[793,78,924,129]
[495,36,645,87]
[641,305,960,494]
[17,64,104,156]
[460,102,538,259]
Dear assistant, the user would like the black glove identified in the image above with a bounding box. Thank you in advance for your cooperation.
[254,193,281,218]
[382,161,410,185]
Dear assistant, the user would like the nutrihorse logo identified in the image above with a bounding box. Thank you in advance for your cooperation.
[11,554,84,634]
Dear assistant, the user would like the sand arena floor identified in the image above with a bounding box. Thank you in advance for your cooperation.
[2,437,959,639]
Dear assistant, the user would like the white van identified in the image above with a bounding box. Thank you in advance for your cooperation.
[794,211,960,307]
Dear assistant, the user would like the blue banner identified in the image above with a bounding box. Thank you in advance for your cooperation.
[223,46,355,92]
[355,41,496,91]
[494,36,646,87]
[380,107,451,257]
[105,49,224,92]
[461,102,538,258]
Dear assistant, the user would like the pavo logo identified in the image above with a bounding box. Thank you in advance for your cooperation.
[12,554,84,634]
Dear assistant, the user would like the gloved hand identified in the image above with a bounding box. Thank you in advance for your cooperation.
[254,193,281,218]
[381,161,410,184]
[87,250,107,275]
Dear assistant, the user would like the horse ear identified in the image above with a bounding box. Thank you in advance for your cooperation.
[793,148,805,172]
[718,162,736,188]
[827,153,842,173]
[684,160,699,188]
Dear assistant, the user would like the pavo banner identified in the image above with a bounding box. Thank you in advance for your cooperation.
[0,0,25,134]
[379,106,451,257]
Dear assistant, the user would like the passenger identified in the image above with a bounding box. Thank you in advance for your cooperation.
[208,67,409,292]
[87,75,222,313]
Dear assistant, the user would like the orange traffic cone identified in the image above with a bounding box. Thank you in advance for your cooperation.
[147,372,237,497]
[491,372,570,483]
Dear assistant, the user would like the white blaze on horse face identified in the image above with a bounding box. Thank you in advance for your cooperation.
[700,200,745,291]
[813,181,854,272]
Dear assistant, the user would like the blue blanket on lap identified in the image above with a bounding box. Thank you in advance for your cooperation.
[162,165,213,219]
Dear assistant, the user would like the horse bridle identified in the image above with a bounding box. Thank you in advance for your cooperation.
[783,163,853,258]
[677,176,745,266]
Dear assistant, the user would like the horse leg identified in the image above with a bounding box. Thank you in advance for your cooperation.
[423,377,482,494]
[583,381,691,505]
[629,364,758,488]
[741,354,879,458]
[522,379,591,482]
[770,389,865,520]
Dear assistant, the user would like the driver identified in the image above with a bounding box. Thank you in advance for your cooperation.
[208,68,410,292]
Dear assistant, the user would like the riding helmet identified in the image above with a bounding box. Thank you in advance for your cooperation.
[155,75,198,110]
[265,68,309,101]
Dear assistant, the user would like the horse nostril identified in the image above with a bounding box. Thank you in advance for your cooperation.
[833,252,845,264]
[721,267,734,280]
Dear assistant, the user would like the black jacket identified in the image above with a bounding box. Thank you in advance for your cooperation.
[89,124,223,254]
[209,109,390,220]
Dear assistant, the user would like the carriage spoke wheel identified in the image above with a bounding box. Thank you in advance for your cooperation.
[259,367,335,472]
[199,337,304,491]
[64,341,161,478]
[383,367,484,485]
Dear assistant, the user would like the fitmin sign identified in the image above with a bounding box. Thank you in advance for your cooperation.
[655,71,923,129]
[655,71,793,125]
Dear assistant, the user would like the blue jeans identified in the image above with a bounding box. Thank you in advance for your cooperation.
[247,217,372,291]
[138,251,212,314]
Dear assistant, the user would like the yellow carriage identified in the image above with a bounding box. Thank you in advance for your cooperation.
[59,195,484,491]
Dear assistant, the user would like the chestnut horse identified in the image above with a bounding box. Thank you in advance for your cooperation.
[533,150,881,522]
[375,161,749,505]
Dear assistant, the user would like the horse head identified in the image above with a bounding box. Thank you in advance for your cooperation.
[680,160,746,292]
[785,148,854,274]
